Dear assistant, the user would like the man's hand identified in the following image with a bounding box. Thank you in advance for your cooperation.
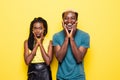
[62,21,77,38]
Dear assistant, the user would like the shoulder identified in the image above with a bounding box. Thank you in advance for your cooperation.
[49,40,52,43]
[77,29,90,37]
[77,29,89,34]
[24,40,28,45]
[43,37,51,45]
[53,30,64,37]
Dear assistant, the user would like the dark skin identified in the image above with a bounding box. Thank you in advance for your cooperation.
[54,11,88,63]
[24,22,53,65]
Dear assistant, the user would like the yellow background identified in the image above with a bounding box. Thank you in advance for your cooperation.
[0,0,120,80]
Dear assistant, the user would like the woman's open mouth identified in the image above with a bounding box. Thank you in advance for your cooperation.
[36,34,41,38]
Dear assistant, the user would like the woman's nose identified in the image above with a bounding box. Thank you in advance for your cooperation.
[36,29,40,33]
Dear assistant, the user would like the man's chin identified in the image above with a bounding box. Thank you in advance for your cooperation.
[68,30,71,33]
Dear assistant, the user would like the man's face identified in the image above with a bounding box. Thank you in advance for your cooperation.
[63,11,77,31]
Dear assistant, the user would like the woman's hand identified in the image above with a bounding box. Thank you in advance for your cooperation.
[33,31,44,46]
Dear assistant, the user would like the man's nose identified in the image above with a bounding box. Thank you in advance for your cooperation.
[68,19,72,23]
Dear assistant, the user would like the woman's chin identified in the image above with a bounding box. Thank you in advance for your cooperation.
[37,36,41,38]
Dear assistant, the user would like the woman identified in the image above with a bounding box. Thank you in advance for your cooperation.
[24,17,52,80]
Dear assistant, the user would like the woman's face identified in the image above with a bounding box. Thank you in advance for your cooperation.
[32,22,45,38]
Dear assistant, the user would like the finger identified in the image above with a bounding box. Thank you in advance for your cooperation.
[41,33,43,39]
[72,21,77,27]
[40,32,44,40]
[62,22,67,29]
[41,30,44,37]
[62,21,64,27]
[75,21,77,27]
[62,22,68,32]
[75,21,78,24]
[71,28,74,33]
[70,28,73,35]
[62,22,66,29]
[33,31,37,39]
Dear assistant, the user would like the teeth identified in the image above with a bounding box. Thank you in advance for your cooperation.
[36,34,40,38]
[37,36,40,38]
[67,23,72,26]
[67,25,72,28]
[67,23,73,27]
[36,34,40,36]
[36,34,40,37]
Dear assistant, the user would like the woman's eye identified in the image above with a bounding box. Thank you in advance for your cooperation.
[33,27,43,30]
[40,27,42,30]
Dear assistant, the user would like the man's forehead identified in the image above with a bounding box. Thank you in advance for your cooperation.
[64,10,76,14]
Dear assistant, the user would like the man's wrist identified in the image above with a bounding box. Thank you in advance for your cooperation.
[65,37,69,41]
[70,37,74,41]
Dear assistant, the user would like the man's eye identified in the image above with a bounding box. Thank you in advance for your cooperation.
[33,27,37,29]
[39,27,43,30]
[64,18,68,20]
[71,17,75,19]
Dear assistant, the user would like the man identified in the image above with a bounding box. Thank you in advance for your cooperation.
[53,10,90,80]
